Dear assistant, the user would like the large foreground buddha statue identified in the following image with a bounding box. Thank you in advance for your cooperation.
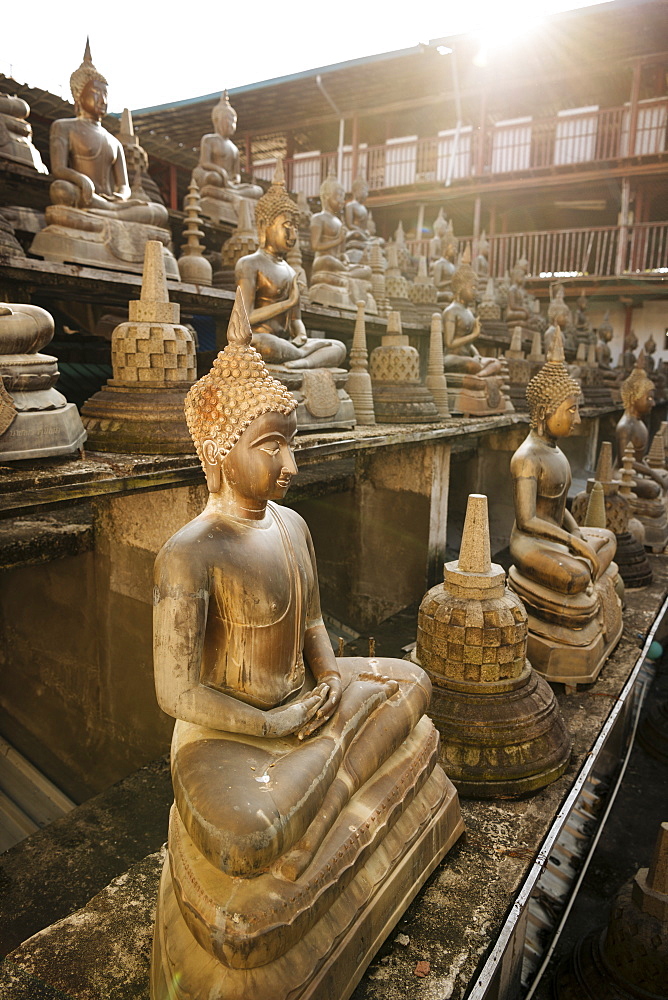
[191,90,263,226]
[150,290,463,1000]
[508,328,623,686]
[31,41,178,276]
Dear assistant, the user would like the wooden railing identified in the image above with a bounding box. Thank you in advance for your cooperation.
[405,222,668,279]
[257,98,667,194]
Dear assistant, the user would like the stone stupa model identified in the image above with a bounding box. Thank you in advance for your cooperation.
[81,241,196,453]
[413,493,571,796]
[0,303,86,460]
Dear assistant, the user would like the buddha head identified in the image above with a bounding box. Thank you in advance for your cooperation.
[451,247,477,305]
[351,176,369,203]
[526,327,582,436]
[212,91,238,139]
[624,330,638,352]
[70,39,108,118]
[599,312,613,343]
[621,356,655,417]
[477,231,489,257]
[510,264,526,287]
[185,288,297,495]
[320,171,345,214]
[255,160,299,254]
[645,334,657,356]
[443,221,458,261]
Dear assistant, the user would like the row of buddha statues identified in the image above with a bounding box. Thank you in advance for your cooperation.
[146,287,668,998]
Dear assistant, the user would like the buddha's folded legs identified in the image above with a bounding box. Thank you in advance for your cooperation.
[49,178,168,226]
[511,530,595,595]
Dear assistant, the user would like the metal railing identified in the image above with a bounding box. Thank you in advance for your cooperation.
[405,222,668,279]
[259,98,667,194]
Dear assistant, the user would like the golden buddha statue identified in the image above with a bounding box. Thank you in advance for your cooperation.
[616,358,668,551]
[191,90,263,226]
[309,171,373,311]
[150,290,463,999]
[508,328,623,685]
[31,41,177,276]
[442,249,511,416]
[236,162,345,369]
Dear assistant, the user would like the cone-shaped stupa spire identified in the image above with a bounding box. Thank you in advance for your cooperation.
[426,313,449,418]
[647,431,666,469]
[547,325,565,363]
[120,107,135,140]
[141,240,168,303]
[595,441,614,483]
[584,482,607,529]
[227,286,253,347]
[458,494,492,575]
[347,301,375,425]
[178,180,212,285]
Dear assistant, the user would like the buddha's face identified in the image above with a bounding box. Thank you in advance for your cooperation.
[352,181,368,202]
[635,386,654,416]
[222,410,298,502]
[545,395,581,438]
[79,79,107,120]
[457,274,476,305]
[323,182,344,213]
[213,108,237,138]
[264,212,297,256]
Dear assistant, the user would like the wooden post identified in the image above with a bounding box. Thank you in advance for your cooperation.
[169,165,178,211]
[427,443,451,588]
[627,61,642,157]
[475,89,487,177]
[616,176,631,274]
[416,203,425,245]
[351,114,360,180]
[244,134,252,177]
[473,196,482,241]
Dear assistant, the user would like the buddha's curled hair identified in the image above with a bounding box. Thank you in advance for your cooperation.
[525,326,581,429]
[185,289,296,469]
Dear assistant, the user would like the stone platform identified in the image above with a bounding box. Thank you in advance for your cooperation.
[1,563,666,1000]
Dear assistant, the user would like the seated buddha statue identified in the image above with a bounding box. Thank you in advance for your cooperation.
[508,328,623,686]
[150,290,463,999]
[620,330,638,373]
[430,221,457,304]
[191,90,263,226]
[235,161,345,370]
[596,312,614,370]
[31,41,177,276]
[506,259,543,334]
[473,231,490,298]
[616,358,668,552]
[344,176,375,259]
[441,250,511,416]
[309,171,373,310]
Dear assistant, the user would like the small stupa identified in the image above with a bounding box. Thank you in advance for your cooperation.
[118,107,164,206]
[477,277,501,322]
[346,301,375,425]
[620,442,647,548]
[369,243,390,317]
[213,198,259,289]
[573,442,652,589]
[554,822,668,1000]
[413,493,570,797]
[81,241,196,453]
[178,180,213,286]
[369,311,438,423]
[0,303,86,460]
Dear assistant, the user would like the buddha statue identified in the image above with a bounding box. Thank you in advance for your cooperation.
[309,171,374,311]
[442,249,512,416]
[508,328,623,685]
[430,221,457,304]
[0,94,47,172]
[344,175,374,259]
[643,334,657,373]
[191,90,263,226]
[429,208,448,259]
[506,259,543,335]
[31,41,178,277]
[544,284,576,359]
[236,161,345,371]
[236,162,354,430]
[620,330,638,373]
[616,358,668,551]
[150,291,464,999]
[574,292,592,348]
[596,312,614,370]
[473,231,490,298]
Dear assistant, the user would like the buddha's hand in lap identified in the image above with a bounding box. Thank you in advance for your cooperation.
[569,532,600,579]
[298,674,343,739]
[76,174,95,207]
[265,682,330,738]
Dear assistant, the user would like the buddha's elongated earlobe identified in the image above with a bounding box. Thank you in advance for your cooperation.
[202,438,221,493]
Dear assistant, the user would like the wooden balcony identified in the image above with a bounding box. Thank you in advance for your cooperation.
[406,221,668,282]
[259,98,667,197]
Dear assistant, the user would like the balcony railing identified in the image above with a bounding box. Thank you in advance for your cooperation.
[405,222,668,280]
[256,98,667,195]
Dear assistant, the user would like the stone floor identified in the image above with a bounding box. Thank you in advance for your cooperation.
[0,567,666,1000]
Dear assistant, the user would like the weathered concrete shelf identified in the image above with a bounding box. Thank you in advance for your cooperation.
[0,562,666,1000]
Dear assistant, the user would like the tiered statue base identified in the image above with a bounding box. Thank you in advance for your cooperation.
[0,401,86,460]
[445,372,511,417]
[613,532,653,588]
[151,715,464,1000]
[370,381,439,423]
[410,656,571,798]
[630,495,668,553]
[31,206,179,278]
[200,193,246,226]
[81,383,194,454]
[508,565,623,685]
[270,368,356,431]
